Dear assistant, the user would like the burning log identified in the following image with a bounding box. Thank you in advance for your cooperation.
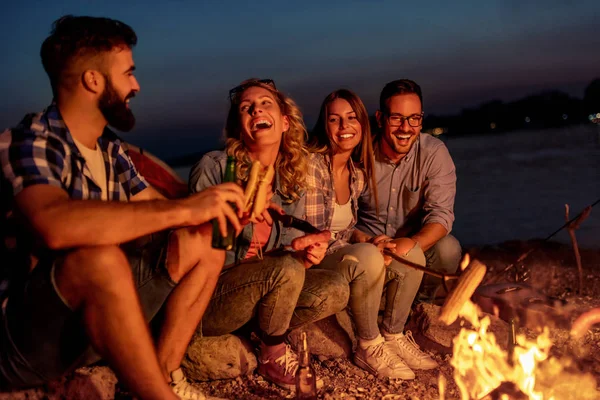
[570,308,600,339]
[449,300,598,400]
[472,283,571,331]
[439,256,487,325]
[484,382,529,399]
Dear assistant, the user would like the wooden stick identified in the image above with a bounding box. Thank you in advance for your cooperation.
[492,201,597,282]
[565,204,592,295]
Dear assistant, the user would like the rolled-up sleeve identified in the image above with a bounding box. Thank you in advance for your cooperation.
[118,147,148,197]
[189,152,224,193]
[422,145,456,233]
[0,129,67,196]
[304,157,327,230]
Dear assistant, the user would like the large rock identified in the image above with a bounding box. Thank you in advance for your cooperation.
[0,365,117,400]
[290,312,356,360]
[183,334,257,381]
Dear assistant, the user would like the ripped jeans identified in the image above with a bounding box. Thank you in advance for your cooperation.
[201,250,349,338]
[316,243,386,341]
[317,235,461,340]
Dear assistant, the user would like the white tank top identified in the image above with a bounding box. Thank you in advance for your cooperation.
[330,200,353,236]
[73,137,108,201]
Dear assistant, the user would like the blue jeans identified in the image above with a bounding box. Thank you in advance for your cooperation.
[201,250,349,338]
[317,243,386,341]
[317,235,461,340]
[384,234,462,334]
[421,234,462,298]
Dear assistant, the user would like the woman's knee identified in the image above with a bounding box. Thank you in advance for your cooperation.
[272,253,306,286]
[343,243,385,277]
[354,242,385,264]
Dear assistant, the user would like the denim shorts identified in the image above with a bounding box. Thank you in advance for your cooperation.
[0,232,175,390]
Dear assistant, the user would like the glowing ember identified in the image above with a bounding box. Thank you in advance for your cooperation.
[447,300,598,400]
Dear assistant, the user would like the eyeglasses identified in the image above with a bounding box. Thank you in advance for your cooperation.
[386,112,424,127]
[229,79,276,102]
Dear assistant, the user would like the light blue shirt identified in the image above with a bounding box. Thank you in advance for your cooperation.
[356,134,456,238]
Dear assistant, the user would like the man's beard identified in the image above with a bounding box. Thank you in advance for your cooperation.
[99,78,136,132]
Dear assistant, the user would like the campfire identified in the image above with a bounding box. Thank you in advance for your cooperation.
[443,298,598,400]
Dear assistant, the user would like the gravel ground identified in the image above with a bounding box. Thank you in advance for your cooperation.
[188,240,600,400]
[3,241,598,400]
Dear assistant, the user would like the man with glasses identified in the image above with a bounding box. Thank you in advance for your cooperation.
[352,79,460,374]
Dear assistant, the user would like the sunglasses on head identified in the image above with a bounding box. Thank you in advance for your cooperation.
[229,79,276,102]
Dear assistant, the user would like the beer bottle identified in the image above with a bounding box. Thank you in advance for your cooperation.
[295,331,317,400]
[211,156,237,250]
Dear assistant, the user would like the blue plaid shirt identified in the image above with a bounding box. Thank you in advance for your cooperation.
[0,103,148,284]
[0,103,147,202]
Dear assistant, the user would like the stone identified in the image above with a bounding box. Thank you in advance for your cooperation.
[289,312,356,360]
[0,365,117,400]
[182,334,257,381]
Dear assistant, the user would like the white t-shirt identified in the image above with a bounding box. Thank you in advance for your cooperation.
[73,137,108,201]
[330,200,353,237]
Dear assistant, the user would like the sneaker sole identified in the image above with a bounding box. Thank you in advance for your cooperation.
[354,355,415,380]
[410,361,439,370]
[395,352,439,370]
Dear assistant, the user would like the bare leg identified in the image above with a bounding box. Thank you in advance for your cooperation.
[156,223,225,380]
[55,245,177,400]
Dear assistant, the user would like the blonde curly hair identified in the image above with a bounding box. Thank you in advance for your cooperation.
[225,79,308,203]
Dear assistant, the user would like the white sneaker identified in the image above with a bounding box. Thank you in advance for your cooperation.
[354,336,415,380]
[170,368,227,400]
[384,330,438,370]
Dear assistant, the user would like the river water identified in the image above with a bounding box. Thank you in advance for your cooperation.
[174,124,600,249]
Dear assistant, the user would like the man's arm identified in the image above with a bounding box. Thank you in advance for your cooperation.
[409,222,447,252]
[15,183,244,250]
[397,143,456,254]
[419,144,456,236]
[131,185,167,201]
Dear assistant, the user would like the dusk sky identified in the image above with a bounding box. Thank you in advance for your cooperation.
[1,1,599,159]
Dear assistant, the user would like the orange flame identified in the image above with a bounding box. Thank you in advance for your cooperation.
[448,300,598,400]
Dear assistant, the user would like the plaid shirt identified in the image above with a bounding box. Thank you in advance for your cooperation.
[0,103,148,284]
[305,152,366,254]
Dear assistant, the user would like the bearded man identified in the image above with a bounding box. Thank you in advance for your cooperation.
[0,15,239,400]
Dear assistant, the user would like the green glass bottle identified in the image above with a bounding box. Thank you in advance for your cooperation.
[295,331,317,399]
[211,156,237,250]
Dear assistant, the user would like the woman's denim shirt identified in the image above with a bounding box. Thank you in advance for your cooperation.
[189,150,306,266]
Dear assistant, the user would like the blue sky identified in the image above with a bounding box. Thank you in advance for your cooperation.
[1,0,599,159]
